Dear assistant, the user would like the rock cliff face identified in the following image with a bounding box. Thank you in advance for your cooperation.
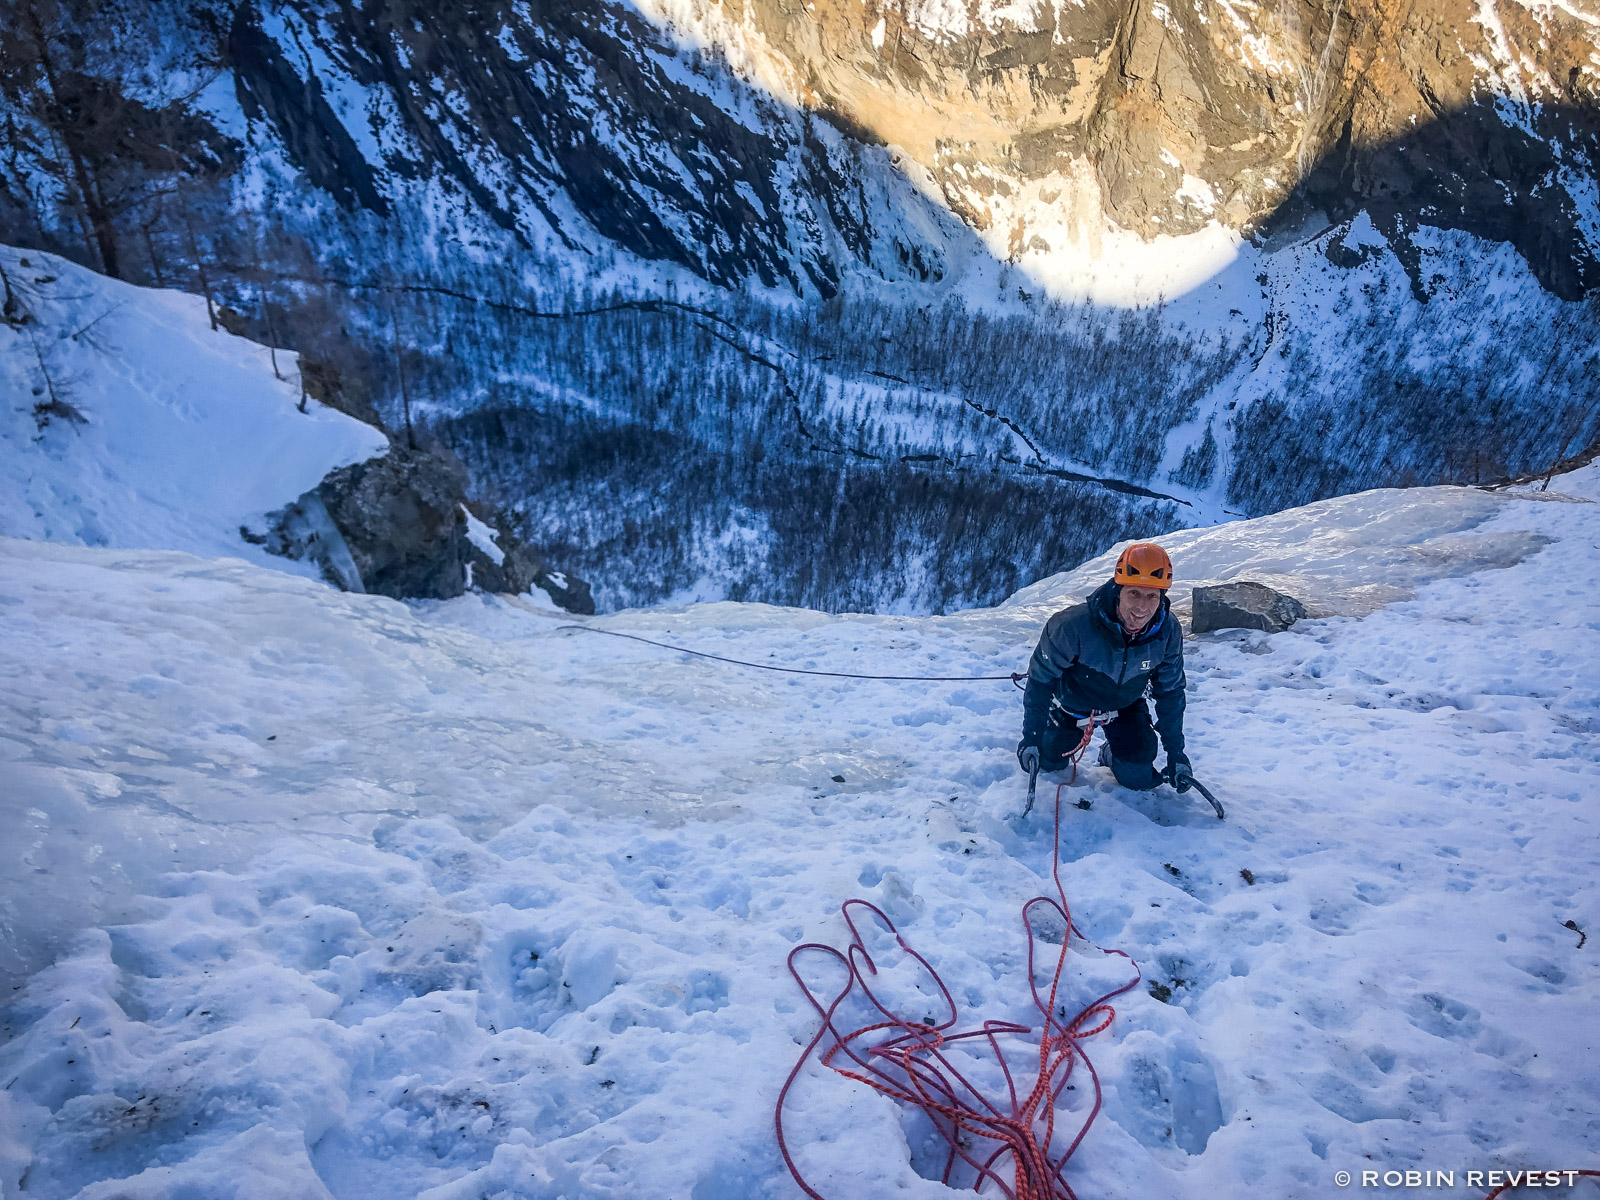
[640,0,1599,295]
[207,0,1599,298]
[220,0,961,296]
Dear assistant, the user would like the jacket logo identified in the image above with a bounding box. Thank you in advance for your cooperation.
[1140,660,1151,670]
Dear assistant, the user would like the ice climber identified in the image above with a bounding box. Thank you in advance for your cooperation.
[1016,543,1195,793]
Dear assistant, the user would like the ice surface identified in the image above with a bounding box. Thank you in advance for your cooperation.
[1004,483,1553,624]
[2,464,1597,1197]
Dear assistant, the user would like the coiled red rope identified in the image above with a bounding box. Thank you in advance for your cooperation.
[776,784,1139,1199]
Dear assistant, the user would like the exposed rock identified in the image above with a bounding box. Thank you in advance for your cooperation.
[1191,581,1307,634]
[644,0,1600,294]
[311,445,472,599]
[206,0,1600,298]
[298,355,382,429]
[463,511,595,614]
[258,444,593,612]
[213,306,249,338]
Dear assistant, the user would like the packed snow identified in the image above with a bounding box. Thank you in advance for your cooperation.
[3,458,1597,1197]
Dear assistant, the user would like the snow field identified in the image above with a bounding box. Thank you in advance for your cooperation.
[0,248,388,567]
[2,469,1598,1198]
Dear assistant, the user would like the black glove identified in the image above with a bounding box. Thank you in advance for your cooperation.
[1166,755,1195,793]
[1017,742,1041,775]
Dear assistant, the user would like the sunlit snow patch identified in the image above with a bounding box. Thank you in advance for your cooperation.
[1005,484,1554,622]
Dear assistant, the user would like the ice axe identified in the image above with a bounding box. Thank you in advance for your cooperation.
[1167,765,1225,819]
[1022,757,1041,818]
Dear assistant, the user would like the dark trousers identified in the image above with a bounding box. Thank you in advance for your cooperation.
[1041,699,1162,791]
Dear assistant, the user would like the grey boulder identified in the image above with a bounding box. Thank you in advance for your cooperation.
[251,444,594,613]
[1191,582,1306,634]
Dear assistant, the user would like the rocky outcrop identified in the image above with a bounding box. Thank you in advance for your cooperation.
[1191,581,1307,633]
[257,444,594,612]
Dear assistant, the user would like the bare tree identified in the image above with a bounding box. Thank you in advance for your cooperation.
[22,301,87,430]
[247,216,282,379]
[178,196,218,330]
[0,0,238,279]
[388,279,416,450]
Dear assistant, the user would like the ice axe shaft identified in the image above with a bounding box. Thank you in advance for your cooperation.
[1188,778,1224,820]
[1023,760,1040,817]
[1166,764,1225,819]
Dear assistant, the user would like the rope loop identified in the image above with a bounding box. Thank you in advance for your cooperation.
[1053,713,1105,787]
[775,785,1140,1200]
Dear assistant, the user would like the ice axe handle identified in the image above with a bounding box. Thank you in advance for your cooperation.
[1190,778,1224,820]
[1166,764,1225,819]
[1023,761,1040,817]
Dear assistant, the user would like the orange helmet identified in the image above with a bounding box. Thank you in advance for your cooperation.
[1113,543,1173,590]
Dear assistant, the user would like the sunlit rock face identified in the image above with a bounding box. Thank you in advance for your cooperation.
[214,0,1597,299]
[635,0,1599,295]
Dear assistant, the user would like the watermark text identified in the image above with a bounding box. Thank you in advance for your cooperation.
[1334,1169,1585,1189]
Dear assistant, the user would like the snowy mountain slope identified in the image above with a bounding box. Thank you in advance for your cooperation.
[2,468,1596,1197]
[6,2,1598,613]
[0,247,388,569]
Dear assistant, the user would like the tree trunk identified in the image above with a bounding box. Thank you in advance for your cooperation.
[25,9,121,277]
[389,286,415,449]
[141,219,165,286]
[180,203,218,331]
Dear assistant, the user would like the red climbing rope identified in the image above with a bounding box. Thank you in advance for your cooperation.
[1057,715,1105,787]
[1026,714,1104,814]
[775,784,1140,1199]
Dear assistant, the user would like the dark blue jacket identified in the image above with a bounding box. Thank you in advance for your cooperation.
[1022,581,1187,759]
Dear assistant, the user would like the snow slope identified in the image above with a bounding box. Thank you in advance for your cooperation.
[2,466,1596,1197]
[0,247,388,567]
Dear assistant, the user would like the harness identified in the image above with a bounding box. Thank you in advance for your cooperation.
[1049,698,1119,732]
[1050,706,1112,777]
[1021,705,1115,816]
